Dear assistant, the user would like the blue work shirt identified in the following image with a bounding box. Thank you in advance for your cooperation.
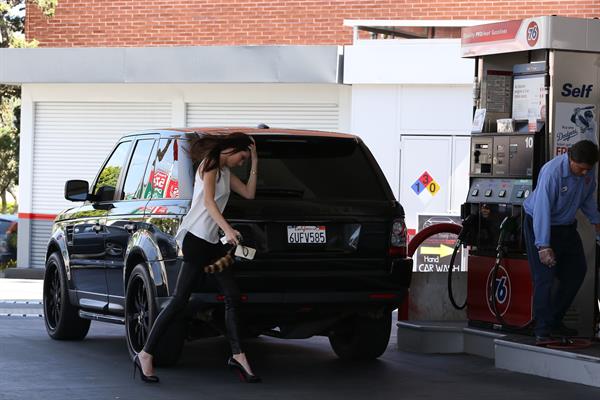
[523,153,600,248]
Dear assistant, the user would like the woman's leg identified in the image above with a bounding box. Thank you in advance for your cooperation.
[143,260,200,354]
[138,234,208,375]
[137,259,200,375]
[214,267,256,375]
[214,267,243,354]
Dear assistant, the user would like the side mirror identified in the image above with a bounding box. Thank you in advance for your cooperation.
[65,180,90,202]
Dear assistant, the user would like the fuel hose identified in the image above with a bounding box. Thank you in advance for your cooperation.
[447,238,466,310]
[488,216,532,330]
[447,215,475,310]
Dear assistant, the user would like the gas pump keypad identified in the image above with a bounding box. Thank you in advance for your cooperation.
[467,178,532,205]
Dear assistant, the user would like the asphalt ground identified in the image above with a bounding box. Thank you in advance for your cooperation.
[1,314,600,400]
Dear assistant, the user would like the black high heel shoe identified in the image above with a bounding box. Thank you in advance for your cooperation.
[133,354,160,383]
[227,356,261,383]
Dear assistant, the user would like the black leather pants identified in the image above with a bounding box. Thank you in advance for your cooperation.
[143,232,244,355]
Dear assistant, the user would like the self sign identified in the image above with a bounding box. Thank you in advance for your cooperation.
[561,83,593,98]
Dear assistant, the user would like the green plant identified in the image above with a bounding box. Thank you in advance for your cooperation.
[4,201,16,214]
[0,258,16,271]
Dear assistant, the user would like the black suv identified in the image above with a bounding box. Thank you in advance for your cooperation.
[43,127,411,365]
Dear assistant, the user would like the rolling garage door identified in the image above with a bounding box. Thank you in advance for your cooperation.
[29,102,172,268]
[186,102,340,131]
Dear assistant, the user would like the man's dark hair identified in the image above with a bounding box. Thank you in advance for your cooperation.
[568,140,599,165]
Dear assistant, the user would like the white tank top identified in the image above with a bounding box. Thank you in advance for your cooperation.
[175,167,231,245]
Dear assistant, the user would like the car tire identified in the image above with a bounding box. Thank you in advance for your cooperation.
[328,311,392,361]
[43,252,91,340]
[125,264,185,367]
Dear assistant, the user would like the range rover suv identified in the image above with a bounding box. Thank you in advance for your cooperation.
[42,127,411,365]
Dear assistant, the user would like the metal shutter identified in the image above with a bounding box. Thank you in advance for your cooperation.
[30,102,171,268]
[186,102,340,131]
[30,220,53,269]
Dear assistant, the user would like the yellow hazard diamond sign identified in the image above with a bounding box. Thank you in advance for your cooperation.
[411,171,441,197]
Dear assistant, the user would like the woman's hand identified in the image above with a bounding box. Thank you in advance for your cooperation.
[224,228,242,246]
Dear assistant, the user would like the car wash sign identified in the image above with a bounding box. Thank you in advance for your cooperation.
[415,214,464,273]
[461,18,547,57]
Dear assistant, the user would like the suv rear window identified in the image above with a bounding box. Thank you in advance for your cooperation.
[232,136,388,201]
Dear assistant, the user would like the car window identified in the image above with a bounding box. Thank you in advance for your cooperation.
[122,139,156,200]
[144,138,194,199]
[0,220,11,234]
[231,136,387,201]
[93,141,131,201]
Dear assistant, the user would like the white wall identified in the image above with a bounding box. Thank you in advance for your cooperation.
[350,84,473,226]
[345,39,474,85]
[350,85,400,198]
[398,85,474,134]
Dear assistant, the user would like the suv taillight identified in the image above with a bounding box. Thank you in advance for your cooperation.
[389,217,408,257]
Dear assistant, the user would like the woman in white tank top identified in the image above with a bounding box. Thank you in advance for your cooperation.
[135,132,260,383]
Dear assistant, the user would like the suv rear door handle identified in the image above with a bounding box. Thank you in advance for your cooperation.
[124,223,137,233]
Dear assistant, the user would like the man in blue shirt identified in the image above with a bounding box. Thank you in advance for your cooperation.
[523,140,600,342]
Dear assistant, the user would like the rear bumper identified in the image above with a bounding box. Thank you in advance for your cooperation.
[195,289,407,304]
[156,257,413,308]
[157,289,408,312]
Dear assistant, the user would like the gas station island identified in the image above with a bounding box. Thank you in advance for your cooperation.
[401,16,600,387]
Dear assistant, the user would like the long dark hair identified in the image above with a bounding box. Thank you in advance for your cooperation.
[190,132,253,175]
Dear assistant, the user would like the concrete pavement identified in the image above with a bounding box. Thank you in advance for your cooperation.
[1,317,600,400]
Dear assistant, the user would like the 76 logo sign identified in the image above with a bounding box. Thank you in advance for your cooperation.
[526,21,539,47]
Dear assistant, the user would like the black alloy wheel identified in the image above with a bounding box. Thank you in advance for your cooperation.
[43,252,90,340]
[45,265,62,329]
[126,265,154,356]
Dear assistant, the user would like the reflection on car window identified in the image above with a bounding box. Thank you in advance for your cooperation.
[93,141,131,200]
[144,139,193,200]
[122,139,156,200]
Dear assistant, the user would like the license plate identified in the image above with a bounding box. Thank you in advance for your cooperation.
[287,225,327,244]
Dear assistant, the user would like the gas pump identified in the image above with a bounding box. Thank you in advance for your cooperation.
[462,131,537,330]
[457,17,600,336]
